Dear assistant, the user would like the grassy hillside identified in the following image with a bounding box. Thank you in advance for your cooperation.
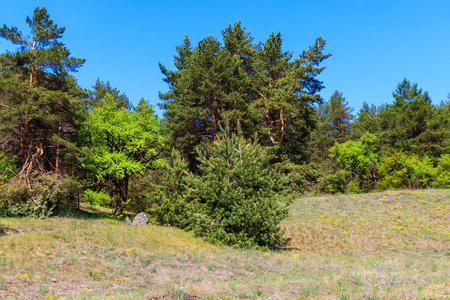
[0,189,448,299]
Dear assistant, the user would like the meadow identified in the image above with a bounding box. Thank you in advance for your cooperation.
[0,189,448,299]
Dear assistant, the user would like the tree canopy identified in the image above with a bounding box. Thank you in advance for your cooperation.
[160,21,331,170]
[83,94,163,213]
[0,6,85,177]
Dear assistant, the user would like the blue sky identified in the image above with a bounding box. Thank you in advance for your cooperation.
[1,0,449,117]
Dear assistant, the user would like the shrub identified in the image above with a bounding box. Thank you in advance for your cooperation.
[188,124,291,248]
[152,150,195,228]
[0,173,80,218]
[433,154,450,188]
[81,190,111,207]
[323,169,349,194]
[328,132,379,192]
[276,162,325,195]
[0,152,17,186]
[153,123,291,248]
[376,152,434,190]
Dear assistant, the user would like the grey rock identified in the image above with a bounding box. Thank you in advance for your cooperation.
[126,212,149,226]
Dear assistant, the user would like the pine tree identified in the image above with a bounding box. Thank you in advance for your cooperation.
[352,102,380,139]
[0,7,85,177]
[308,91,354,163]
[87,79,131,109]
[415,98,450,157]
[249,34,331,163]
[160,23,331,169]
[189,122,290,248]
[325,91,354,143]
[378,79,435,155]
[160,33,248,170]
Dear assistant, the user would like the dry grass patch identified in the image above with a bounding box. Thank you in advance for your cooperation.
[283,189,449,255]
[0,189,448,299]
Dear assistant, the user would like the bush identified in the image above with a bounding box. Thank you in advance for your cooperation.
[189,125,291,248]
[329,133,379,192]
[433,154,450,188]
[321,169,349,194]
[153,124,291,248]
[152,150,195,228]
[376,152,434,190]
[0,173,81,218]
[81,189,111,207]
[276,162,324,195]
[0,152,17,186]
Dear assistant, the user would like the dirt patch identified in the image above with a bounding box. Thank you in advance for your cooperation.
[0,227,21,236]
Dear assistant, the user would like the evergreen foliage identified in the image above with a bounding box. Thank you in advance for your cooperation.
[1,7,449,221]
[154,123,291,248]
[160,22,330,170]
[0,7,86,176]
[378,79,434,154]
[351,102,380,139]
[152,149,194,228]
[308,91,354,163]
[189,123,291,248]
[87,78,131,110]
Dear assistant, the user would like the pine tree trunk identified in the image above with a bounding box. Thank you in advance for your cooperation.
[18,120,30,166]
[55,119,62,173]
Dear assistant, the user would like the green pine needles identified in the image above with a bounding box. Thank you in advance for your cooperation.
[153,122,291,248]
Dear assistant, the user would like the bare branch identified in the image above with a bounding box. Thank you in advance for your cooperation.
[0,103,14,109]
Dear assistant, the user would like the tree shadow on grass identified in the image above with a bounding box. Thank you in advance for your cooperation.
[60,205,132,221]
[0,224,18,236]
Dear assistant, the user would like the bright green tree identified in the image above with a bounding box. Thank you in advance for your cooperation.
[0,153,17,186]
[329,133,379,192]
[83,95,163,213]
[433,154,450,188]
[376,152,435,190]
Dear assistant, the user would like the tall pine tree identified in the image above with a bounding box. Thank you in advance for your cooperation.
[160,22,330,169]
[308,91,354,163]
[378,79,434,155]
[0,7,85,177]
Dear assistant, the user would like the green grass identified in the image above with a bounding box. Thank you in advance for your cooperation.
[0,189,448,299]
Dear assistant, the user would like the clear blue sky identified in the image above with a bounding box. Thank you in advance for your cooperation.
[1,0,449,117]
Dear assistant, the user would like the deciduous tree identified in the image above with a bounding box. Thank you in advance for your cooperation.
[83,95,163,213]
